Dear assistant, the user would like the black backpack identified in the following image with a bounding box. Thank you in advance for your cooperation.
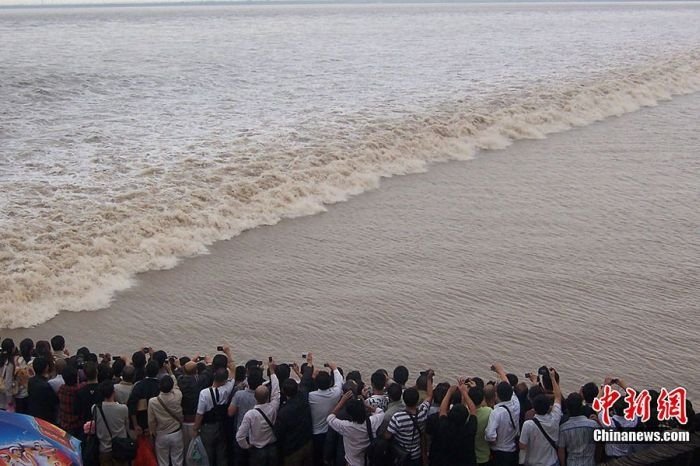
[365,418,389,466]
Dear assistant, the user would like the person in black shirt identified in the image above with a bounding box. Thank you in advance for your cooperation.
[275,372,313,466]
[128,360,161,435]
[28,356,59,424]
[75,361,101,426]
[430,380,478,466]
[132,351,147,383]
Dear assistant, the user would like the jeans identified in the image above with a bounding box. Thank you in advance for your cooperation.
[155,429,184,466]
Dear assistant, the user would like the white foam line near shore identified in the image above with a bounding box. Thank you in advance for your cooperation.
[2,50,700,329]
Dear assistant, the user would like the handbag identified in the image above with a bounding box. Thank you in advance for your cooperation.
[81,406,100,466]
[97,403,137,461]
[134,435,158,466]
[0,364,18,396]
[186,435,209,466]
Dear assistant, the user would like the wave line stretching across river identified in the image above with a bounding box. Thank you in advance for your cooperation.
[2,48,699,328]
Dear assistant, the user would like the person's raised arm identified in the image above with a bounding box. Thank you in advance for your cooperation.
[491,363,509,383]
[425,369,434,403]
[331,390,353,417]
[328,361,342,395]
[440,385,457,417]
[550,368,562,405]
[223,346,235,374]
[298,363,313,396]
[269,363,280,410]
[459,379,477,415]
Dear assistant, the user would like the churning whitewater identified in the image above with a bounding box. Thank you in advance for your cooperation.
[1,3,700,328]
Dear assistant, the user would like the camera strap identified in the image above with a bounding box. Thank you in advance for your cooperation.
[532,418,557,451]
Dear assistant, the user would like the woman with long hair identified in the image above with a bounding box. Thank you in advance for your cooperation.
[34,340,55,377]
[0,338,17,411]
[13,338,35,414]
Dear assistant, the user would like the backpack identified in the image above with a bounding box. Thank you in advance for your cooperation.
[365,418,389,466]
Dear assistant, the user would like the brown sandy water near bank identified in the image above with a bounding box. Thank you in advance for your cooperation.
[6,93,699,399]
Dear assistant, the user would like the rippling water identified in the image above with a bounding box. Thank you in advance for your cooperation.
[1,1,699,395]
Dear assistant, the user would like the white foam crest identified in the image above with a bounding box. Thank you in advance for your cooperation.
[2,50,699,329]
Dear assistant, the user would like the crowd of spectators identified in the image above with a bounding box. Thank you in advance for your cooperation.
[0,335,697,466]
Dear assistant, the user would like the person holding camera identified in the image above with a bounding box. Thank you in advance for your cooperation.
[428,378,478,466]
[306,355,344,466]
[485,363,521,466]
[274,366,314,466]
[235,364,281,466]
[519,368,562,466]
[384,369,435,466]
[327,389,385,466]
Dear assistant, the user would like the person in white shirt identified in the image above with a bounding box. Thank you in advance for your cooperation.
[327,391,385,466]
[48,358,66,393]
[365,371,389,412]
[307,355,343,466]
[485,363,521,466]
[557,393,598,466]
[194,369,235,466]
[236,370,281,466]
[598,378,639,460]
[519,368,562,466]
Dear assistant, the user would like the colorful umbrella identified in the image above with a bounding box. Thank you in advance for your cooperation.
[0,411,81,466]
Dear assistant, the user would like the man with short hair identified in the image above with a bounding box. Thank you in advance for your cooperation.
[366,371,389,411]
[599,378,637,460]
[519,369,562,466]
[94,380,130,466]
[51,335,67,361]
[115,365,136,405]
[75,361,101,426]
[393,366,409,389]
[557,393,598,466]
[275,373,314,466]
[28,356,59,424]
[484,385,496,409]
[128,360,161,436]
[384,370,435,466]
[307,356,343,466]
[469,386,493,466]
[230,363,264,466]
[580,383,599,418]
[49,358,67,393]
[195,368,236,466]
[379,383,404,434]
[236,369,281,466]
[485,363,521,466]
[58,365,85,438]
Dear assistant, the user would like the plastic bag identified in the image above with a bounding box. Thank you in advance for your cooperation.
[186,436,209,466]
[133,435,158,466]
